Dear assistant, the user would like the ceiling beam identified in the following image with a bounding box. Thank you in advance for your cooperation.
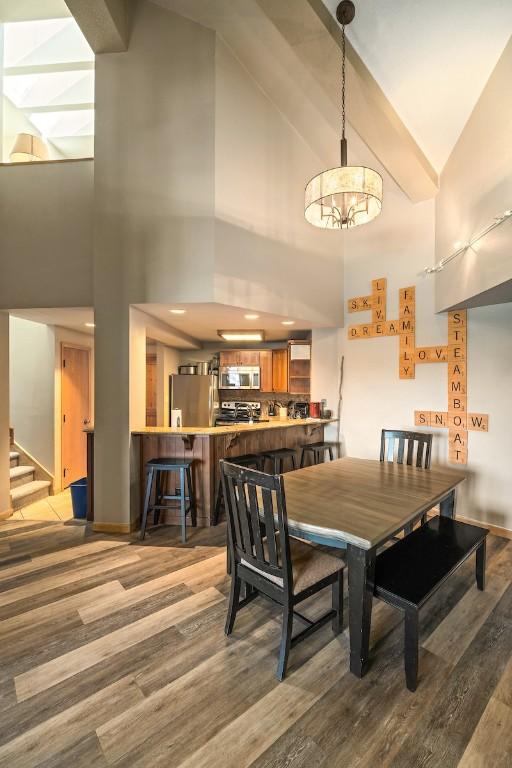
[4,62,94,76]
[155,0,438,202]
[64,0,133,53]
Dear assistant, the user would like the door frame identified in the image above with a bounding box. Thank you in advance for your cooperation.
[60,343,91,489]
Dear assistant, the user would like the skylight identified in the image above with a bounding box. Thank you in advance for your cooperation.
[1,15,95,162]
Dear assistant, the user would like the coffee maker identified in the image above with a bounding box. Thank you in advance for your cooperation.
[294,402,309,419]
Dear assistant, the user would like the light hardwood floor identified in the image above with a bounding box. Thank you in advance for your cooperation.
[0,516,511,767]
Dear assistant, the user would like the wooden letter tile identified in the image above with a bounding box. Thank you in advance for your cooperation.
[372,278,387,294]
[400,332,415,351]
[467,413,489,432]
[399,318,415,334]
[448,344,466,362]
[415,411,431,427]
[448,394,467,412]
[372,322,385,336]
[449,441,468,465]
[347,295,373,312]
[348,325,361,339]
[383,320,399,336]
[448,327,467,346]
[400,362,415,379]
[448,310,467,329]
[448,361,466,380]
[449,429,467,449]
[431,411,448,427]
[448,413,467,430]
[399,287,415,303]
[449,378,467,395]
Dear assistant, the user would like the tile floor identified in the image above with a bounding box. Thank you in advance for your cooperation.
[11,489,74,522]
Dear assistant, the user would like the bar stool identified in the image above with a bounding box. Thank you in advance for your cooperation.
[213,453,265,526]
[139,458,197,543]
[261,447,297,474]
[300,442,338,468]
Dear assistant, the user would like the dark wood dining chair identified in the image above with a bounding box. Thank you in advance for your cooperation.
[380,429,433,533]
[220,460,345,681]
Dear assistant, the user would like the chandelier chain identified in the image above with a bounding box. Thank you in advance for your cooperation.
[341,22,346,139]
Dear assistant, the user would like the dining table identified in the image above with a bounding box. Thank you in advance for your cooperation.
[280,457,467,678]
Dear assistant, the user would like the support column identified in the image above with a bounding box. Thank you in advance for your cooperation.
[0,313,11,518]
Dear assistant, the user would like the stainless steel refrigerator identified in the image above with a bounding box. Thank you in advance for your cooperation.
[169,374,219,427]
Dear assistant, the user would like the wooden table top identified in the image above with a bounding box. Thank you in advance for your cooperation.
[281,457,467,550]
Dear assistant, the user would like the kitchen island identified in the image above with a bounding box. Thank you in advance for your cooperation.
[86,419,337,527]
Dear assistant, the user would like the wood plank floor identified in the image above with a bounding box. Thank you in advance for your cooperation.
[0,517,511,767]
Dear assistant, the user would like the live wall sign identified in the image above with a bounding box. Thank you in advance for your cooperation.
[347,277,489,465]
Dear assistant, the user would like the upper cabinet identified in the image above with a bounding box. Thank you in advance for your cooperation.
[259,348,289,393]
[272,349,289,392]
[219,350,260,366]
[288,341,311,395]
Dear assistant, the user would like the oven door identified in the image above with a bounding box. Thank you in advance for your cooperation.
[220,367,260,390]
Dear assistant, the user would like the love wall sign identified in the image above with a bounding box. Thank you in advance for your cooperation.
[347,277,489,465]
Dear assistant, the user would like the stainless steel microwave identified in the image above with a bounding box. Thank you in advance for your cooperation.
[219,366,260,390]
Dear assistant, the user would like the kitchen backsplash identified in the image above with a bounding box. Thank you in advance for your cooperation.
[219,390,310,416]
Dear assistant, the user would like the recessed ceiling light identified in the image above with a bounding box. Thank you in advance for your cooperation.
[244,314,259,319]
[218,330,264,342]
[85,322,95,328]
[281,320,295,325]
[169,309,186,314]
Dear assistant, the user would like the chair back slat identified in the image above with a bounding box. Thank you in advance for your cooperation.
[261,487,279,566]
[380,430,433,470]
[247,483,265,561]
[220,460,292,588]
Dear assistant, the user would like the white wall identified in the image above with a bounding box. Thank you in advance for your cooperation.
[9,316,55,473]
[214,39,344,326]
[0,160,94,310]
[157,343,180,427]
[338,143,512,530]
[435,36,512,310]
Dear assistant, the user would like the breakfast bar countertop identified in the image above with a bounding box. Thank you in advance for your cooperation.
[129,418,338,436]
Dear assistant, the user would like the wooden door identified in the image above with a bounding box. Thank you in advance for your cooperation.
[61,345,90,487]
[272,348,289,392]
[259,350,273,392]
[146,353,157,426]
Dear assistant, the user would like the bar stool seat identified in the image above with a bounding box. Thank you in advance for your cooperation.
[139,458,197,543]
[261,447,297,474]
[213,453,265,526]
[300,441,338,468]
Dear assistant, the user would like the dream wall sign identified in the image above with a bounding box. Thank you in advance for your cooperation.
[347,277,488,465]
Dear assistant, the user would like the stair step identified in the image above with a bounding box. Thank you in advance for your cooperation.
[9,451,20,468]
[10,480,51,510]
[10,465,36,489]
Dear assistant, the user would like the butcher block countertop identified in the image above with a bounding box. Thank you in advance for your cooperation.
[129,418,337,437]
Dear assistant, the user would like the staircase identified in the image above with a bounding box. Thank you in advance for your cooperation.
[9,429,51,511]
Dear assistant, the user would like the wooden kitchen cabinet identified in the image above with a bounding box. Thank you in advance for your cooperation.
[272,348,289,392]
[219,350,260,366]
[288,341,311,395]
[259,350,273,392]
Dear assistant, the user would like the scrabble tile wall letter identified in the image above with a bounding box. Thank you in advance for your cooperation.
[346,278,489,465]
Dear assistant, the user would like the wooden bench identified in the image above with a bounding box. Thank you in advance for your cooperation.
[374,515,489,691]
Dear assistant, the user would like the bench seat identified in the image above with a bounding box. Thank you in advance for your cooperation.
[374,515,489,691]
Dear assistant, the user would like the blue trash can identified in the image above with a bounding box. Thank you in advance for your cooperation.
[70,477,88,519]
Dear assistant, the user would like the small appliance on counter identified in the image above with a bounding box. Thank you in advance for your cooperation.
[178,364,197,375]
[170,408,182,428]
[294,402,309,419]
[309,401,321,418]
[216,401,268,426]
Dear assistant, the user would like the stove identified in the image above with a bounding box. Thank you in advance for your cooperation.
[216,401,268,425]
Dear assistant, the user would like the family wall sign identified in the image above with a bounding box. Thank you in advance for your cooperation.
[347,277,488,465]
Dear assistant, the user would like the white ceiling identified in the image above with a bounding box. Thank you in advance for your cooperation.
[10,307,95,334]
[322,0,512,171]
[138,303,316,343]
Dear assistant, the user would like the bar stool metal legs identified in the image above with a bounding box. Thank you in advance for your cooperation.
[139,459,197,543]
[300,442,338,468]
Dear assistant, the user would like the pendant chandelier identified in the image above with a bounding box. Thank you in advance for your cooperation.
[305,1,382,229]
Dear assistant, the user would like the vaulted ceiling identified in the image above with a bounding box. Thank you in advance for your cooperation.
[322,0,512,171]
